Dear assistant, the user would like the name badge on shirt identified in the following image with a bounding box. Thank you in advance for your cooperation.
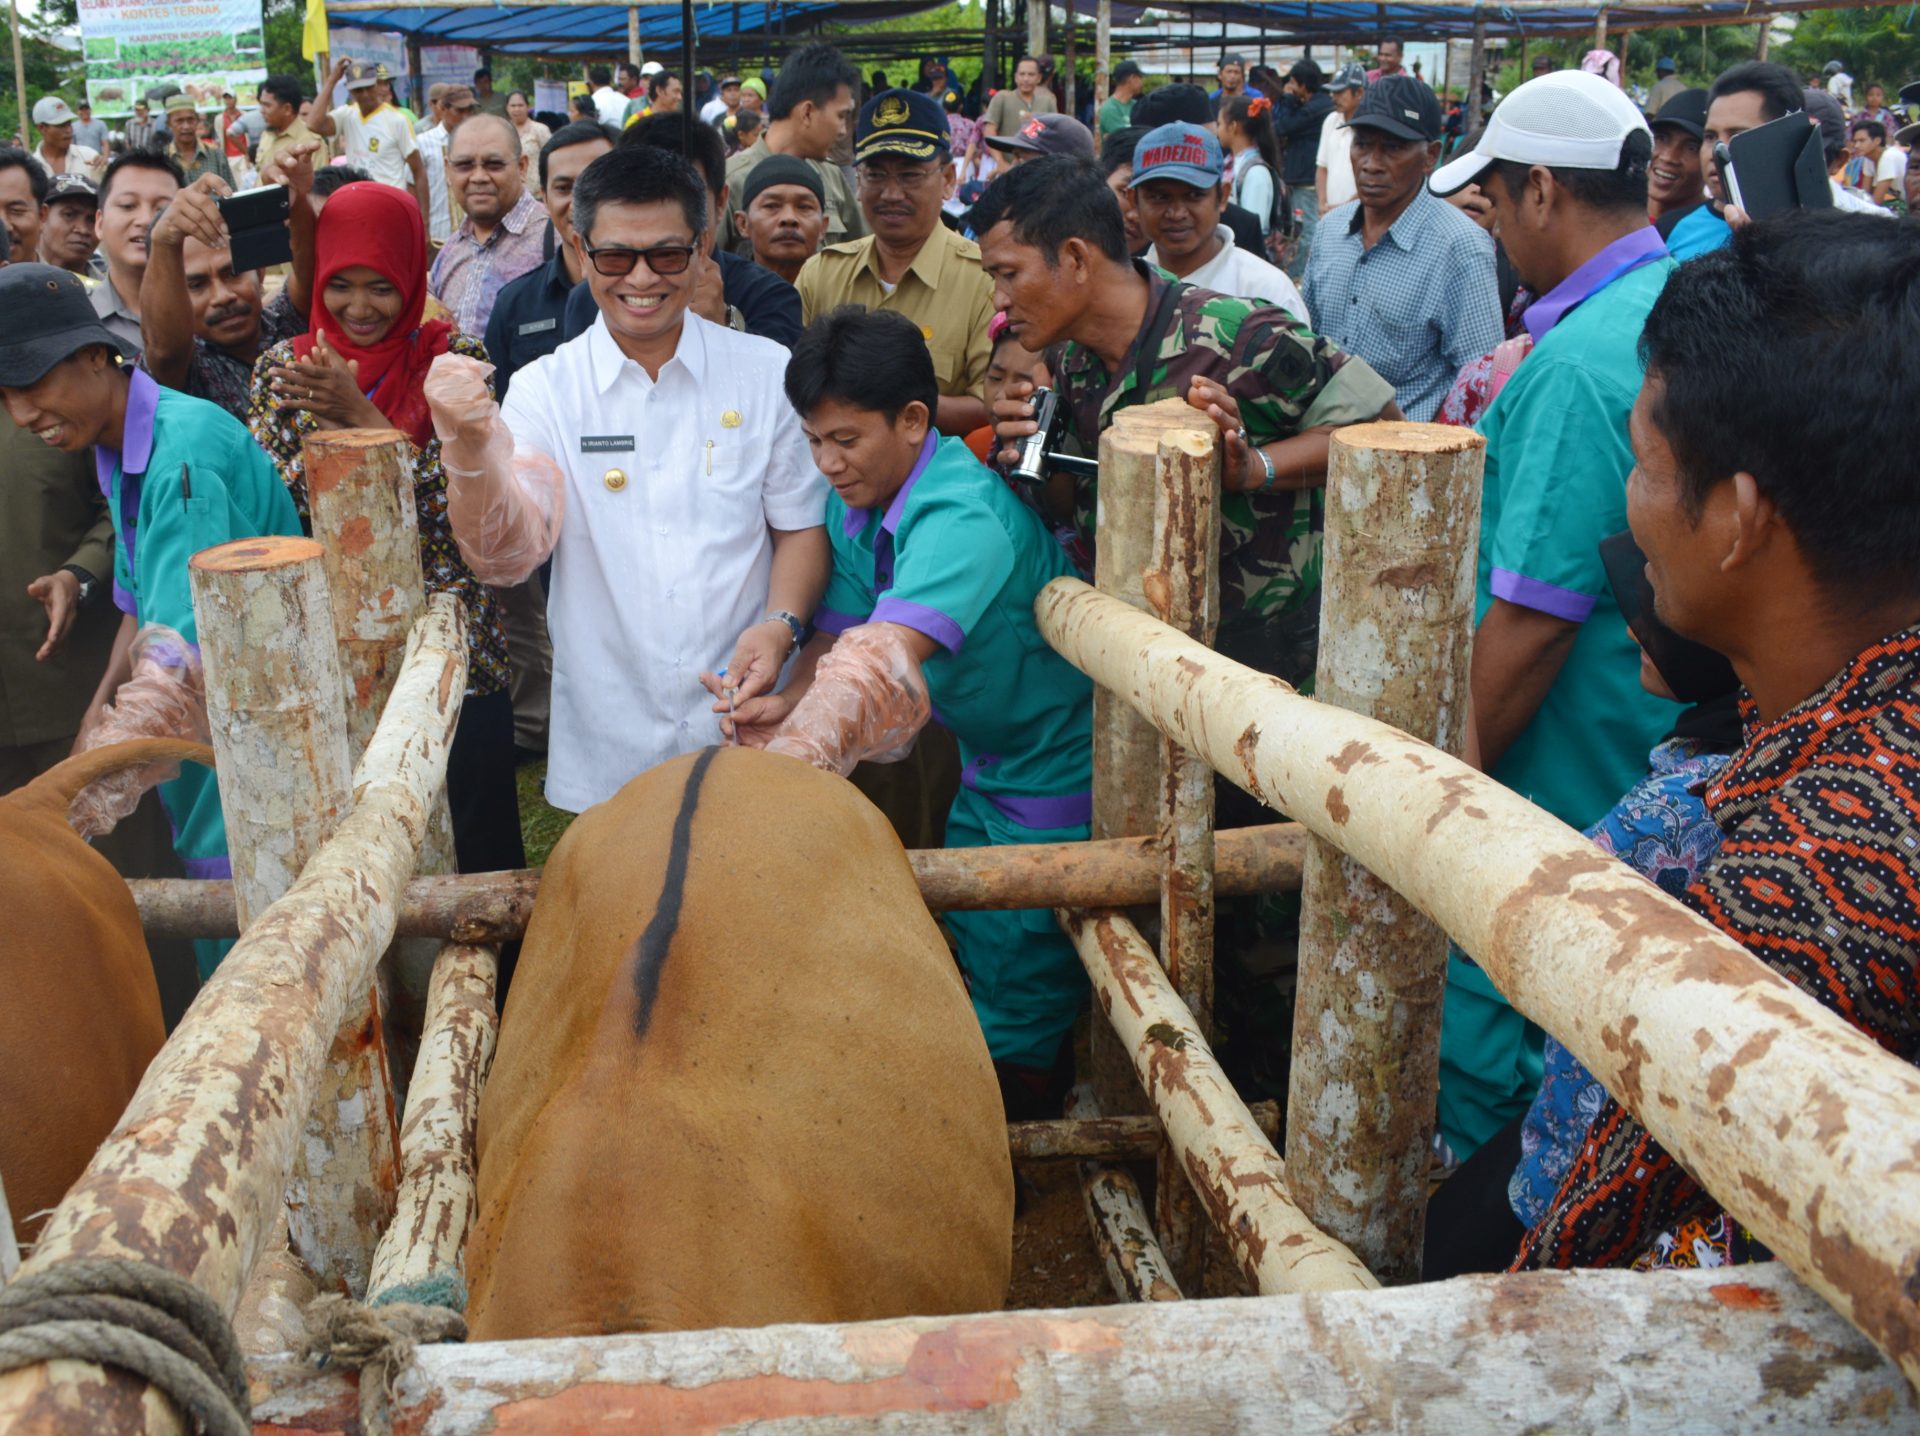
[517,317,558,336]
[580,435,636,453]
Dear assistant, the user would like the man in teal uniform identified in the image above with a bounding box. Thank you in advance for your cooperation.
[0,264,303,977]
[1426,75,1682,1158]
[719,307,1093,1116]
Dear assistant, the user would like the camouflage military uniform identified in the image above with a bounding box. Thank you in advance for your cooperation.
[1048,263,1395,1100]
[1051,263,1395,692]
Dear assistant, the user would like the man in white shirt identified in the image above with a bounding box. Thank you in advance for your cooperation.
[418,82,478,245]
[1316,63,1366,212]
[702,75,741,126]
[29,98,103,181]
[589,65,628,128]
[428,144,829,813]
[309,58,430,217]
[1130,122,1308,322]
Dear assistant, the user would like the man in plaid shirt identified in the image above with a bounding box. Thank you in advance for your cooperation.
[429,113,551,336]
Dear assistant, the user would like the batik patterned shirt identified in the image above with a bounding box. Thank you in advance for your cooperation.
[1517,626,1920,1268]
[1508,738,1732,1228]
[244,331,509,698]
[1050,262,1394,688]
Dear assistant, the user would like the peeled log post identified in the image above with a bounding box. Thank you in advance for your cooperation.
[1286,422,1482,1284]
[366,943,498,1303]
[1145,424,1220,1295]
[1036,578,1920,1386]
[1089,400,1205,1118]
[303,427,457,1019]
[245,1266,1911,1431]
[129,823,1310,941]
[0,598,466,1433]
[1059,908,1376,1294]
[191,537,401,1299]
[1067,1086,1184,1304]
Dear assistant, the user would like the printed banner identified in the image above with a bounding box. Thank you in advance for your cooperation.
[77,0,267,118]
[533,79,570,116]
[420,43,480,93]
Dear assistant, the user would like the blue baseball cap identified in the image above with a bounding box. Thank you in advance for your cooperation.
[1129,122,1223,189]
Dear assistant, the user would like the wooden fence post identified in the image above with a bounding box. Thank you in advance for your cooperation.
[1284,422,1483,1284]
[302,428,458,1020]
[1145,425,1220,1294]
[190,536,399,1300]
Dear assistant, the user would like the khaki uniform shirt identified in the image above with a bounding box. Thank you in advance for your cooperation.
[983,86,1057,135]
[255,117,319,178]
[0,413,119,749]
[795,225,994,401]
[724,136,867,257]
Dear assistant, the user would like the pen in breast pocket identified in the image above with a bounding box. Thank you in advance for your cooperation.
[180,462,192,503]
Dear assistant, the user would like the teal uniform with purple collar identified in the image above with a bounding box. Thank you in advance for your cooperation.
[101,368,303,977]
[817,434,1093,1068]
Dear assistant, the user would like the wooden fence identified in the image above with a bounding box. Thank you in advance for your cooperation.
[1,418,1915,1432]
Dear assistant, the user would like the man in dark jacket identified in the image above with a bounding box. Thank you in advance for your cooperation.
[1274,59,1333,276]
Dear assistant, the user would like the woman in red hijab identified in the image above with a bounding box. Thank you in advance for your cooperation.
[247,180,525,886]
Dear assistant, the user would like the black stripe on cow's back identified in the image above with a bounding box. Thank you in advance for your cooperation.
[630,745,721,1039]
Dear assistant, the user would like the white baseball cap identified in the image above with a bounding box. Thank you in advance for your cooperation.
[31,96,77,126]
[1429,70,1651,196]
[640,61,664,77]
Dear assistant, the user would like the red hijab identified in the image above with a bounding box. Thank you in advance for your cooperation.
[294,181,453,447]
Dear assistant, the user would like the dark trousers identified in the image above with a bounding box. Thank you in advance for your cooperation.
[1423,1111,1528,1280]
[446,688,527,998]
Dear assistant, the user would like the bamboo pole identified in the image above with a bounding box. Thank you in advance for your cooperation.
[627,5,641,65]
[1062,0,1076,119]
[247,1267,1908,1431]
[8,0,27,158]
[127,822,1310,940]
[367,943,498,1301]
[1145,424,1220,1295]
[1060,908,1376,1294]
[1035,578,1920,1386]
[1285,423,1482,1285]
[190,538,402,1300]
[1028,0,1046,63]
[0,597,467,1433]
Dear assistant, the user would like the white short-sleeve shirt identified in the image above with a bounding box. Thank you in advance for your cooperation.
[328,101,418,189]
[502,312,827,813]
[1147,226,1310,325]
[1316,114,1357,209]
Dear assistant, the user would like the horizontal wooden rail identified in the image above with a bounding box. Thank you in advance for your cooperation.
[1037,576,1920,1388]
[246,1265,1906,1432]
[1008,1104,1278,1165]
[127,823,1308,941]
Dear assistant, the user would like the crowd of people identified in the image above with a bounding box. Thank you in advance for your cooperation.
[1,35,1916,1286]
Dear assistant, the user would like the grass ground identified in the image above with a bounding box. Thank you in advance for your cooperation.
[515,759,576,867]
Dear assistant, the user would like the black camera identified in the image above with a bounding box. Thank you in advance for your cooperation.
[1008,388,1097,501]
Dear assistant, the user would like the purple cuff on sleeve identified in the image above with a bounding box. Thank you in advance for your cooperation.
[813,606,869,637]
[181,854,232,879]
[871,597,967,654]
[113,580,137,617]
[1489,567,1595,624]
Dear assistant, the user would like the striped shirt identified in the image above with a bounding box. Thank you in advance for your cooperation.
[428,190,550,338]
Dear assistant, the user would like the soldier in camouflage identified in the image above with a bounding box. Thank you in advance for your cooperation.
[974,154,1396,694]
[974,156,1397,1099]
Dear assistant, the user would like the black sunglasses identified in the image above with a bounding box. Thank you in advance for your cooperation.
[582,242,697,278]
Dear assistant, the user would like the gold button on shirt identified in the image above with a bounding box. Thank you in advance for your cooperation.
[793,225,995,403]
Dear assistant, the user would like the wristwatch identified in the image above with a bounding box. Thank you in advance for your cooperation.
[763,609,806,656]
[61,564,99,606]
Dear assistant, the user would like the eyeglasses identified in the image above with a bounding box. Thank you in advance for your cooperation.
[856,164,942,194]
[582,241,697,277]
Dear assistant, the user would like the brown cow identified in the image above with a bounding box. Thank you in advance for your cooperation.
[0,740,211,1246]
[468,746,1014,1339]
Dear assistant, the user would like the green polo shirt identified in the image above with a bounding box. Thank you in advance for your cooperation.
[1473,256,1682,831]
[817,435,1092,819]
[103,370,303,875]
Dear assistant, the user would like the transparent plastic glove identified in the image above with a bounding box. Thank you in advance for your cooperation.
[71,625,211,838]
[765,623,932,776]
[425,351,566,586]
